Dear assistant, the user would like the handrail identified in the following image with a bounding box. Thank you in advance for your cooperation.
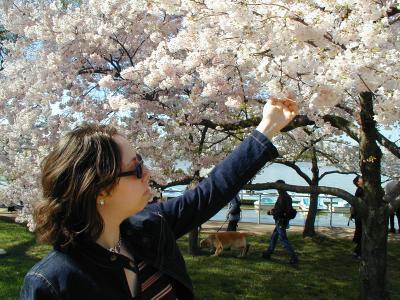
[163,188,341,200]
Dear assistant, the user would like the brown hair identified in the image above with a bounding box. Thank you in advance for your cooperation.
[34,124,121,250]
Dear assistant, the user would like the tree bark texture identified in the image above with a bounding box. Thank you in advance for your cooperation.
[359,92,389,300]
[303,147,320,237]
[188,227,200,255]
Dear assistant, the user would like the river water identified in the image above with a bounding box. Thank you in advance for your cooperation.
[209,207,354,228]
[163,161,371,228]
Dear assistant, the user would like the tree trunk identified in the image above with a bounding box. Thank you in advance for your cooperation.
[187,177,201,255]
[359,92,389,300]
[303,147,320,237]
[303,191,318,237]
[188,227,200,255]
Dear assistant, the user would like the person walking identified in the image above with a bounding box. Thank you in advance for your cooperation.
[386,180,400,234]
[20,98,299,299]
[389,208,400,233]
[226,194,241,231]
[351,175,364,258]
[262,180,298,265]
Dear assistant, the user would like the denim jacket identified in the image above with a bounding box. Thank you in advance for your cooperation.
[20,130,278,300]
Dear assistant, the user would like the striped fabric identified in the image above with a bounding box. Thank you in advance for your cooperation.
[138,261,177,300]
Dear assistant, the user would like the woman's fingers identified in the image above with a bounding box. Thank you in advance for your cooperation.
[265,96,299,118]
[282,98,296,106]
[288,102,299,115]
[282,98,298,114]
[268,97,278,105]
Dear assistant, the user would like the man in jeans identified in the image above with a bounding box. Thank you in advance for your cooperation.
[262,180,298,264]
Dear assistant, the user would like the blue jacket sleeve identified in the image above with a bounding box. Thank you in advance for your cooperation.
[20,273,60,300]
[160,130,279,238]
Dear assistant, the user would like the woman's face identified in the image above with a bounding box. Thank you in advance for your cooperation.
[99,135,151,220]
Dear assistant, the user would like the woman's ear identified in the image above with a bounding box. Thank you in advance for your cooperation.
[97,191,108,206]
[97,191,108,199]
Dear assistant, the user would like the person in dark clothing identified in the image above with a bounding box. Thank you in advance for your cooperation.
[351,175,364,258]
[20,98,299,299]
[386,180,400,233]
[226,194,241,231]
[262,180,298,264]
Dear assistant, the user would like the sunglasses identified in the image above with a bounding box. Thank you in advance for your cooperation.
[117,154,144,179]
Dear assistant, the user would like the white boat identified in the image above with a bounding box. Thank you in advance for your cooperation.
[331,200,351,213]
[254,197,276,210]
[299,198,328,211]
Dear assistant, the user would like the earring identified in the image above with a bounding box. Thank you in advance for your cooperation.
[99,199,105,206]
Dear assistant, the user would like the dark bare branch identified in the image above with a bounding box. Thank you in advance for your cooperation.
[198,126,208,154]
[187,113,400,159]
[78,67,113,75]
[244,181,360,206]
[274,160,312,185]
[319,170,358,181]
[111,35,135,67]
[150,176,200,190]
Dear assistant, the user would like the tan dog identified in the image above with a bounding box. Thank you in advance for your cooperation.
[199,231,253,257]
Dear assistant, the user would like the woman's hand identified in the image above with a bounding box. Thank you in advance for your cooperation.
[256,97,299,139]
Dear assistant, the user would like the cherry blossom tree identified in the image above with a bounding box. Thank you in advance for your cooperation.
[249,127,399,237]
[1,1,400,299]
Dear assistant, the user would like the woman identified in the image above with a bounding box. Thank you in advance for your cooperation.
[21,98,298,299]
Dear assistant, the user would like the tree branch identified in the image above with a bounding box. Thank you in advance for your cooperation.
[198,126,208,154]
[273,160,312,185]
[315,149,340,166]
[319,170,358,181]
[188,113,400,159]
[243,182,360,206]
[78,67,113,75]
[111,35,135,67]
[150,176,200,190]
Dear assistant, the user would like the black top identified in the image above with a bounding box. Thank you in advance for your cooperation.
[271,191,293,223]
[351,187,364,219]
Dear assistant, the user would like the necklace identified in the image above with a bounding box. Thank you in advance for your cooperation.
[109,236,122,254]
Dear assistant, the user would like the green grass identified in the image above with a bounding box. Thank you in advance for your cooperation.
[0,219,52,300]
[1,219,399,300]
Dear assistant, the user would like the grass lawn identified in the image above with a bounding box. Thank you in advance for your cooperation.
[1,219,399,300]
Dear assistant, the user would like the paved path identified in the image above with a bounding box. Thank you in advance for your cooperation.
[201,220,400,241]
[0,211,16,222]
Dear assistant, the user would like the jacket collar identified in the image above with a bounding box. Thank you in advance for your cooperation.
[69,237,136,270]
